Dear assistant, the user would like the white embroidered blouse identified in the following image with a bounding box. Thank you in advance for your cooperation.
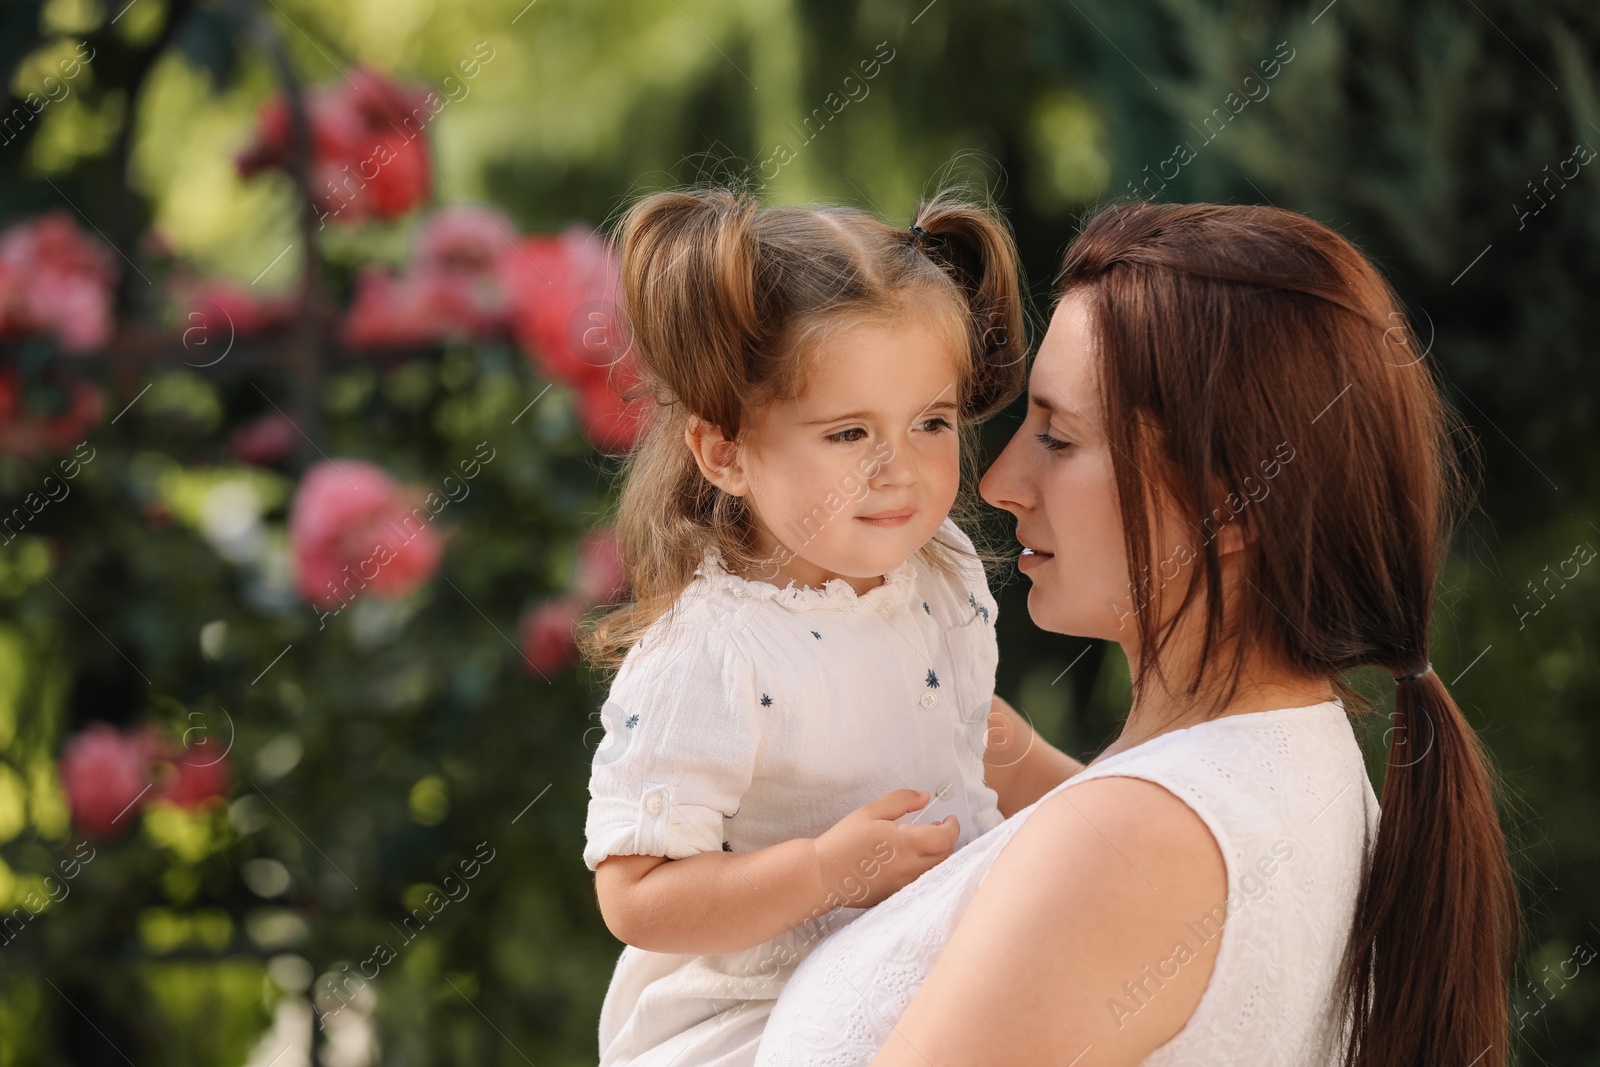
[583,516,1007,1066]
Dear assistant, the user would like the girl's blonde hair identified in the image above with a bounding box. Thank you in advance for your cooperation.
[577,185,1029,676]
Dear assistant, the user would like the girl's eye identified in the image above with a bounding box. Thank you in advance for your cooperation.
[1035,431,1073,453]
[827,427,868,443]
[918,417,954,433]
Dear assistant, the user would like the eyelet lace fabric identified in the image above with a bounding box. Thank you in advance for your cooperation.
[693,547,920,613]
[586,518,1006,1065]
[755,701,1379,1067]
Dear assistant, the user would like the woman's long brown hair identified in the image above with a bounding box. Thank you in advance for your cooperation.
[1055,200,1519,1065]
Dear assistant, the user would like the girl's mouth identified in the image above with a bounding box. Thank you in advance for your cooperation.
[857,508,914,527]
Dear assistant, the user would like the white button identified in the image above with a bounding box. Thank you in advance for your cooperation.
[877,598,896,616]
[934,781,952,799]
[645,795,664,816]
[920,692,937,708]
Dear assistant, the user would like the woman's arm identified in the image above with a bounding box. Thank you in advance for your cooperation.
[595,788,962,956]
[871,776,1227,1066]
[984,694,1087,817]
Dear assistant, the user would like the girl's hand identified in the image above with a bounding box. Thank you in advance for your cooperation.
[813,788,960,909]
[593,790,958,955]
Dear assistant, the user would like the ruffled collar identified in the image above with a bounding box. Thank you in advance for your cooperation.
[693,545,920,612]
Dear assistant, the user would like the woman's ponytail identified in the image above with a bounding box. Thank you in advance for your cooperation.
[1051,199,1522,1067]
[1341,666,1520,1066]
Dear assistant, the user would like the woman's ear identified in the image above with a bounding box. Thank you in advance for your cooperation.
[684,416,753,497]
[1199,476,1257,558]
[1210,513,1254,557]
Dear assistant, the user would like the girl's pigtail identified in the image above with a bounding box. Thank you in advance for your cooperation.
[582,189,769,666]
[909,194,1028,420]
[907,192,1030,586]
[617,189,766,435]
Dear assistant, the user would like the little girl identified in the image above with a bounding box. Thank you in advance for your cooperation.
[578,185,1066,1066]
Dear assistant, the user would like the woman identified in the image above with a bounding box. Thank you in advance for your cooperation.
[754,200,1520,1066]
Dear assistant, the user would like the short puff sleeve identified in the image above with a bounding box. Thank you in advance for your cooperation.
[582,609,760,871]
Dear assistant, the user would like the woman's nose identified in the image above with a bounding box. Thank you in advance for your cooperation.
[979,430,1030,513]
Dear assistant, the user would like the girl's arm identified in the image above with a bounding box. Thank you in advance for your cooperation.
[870,776,1227,1066]
[595,787,962,956]
[984,694,1087,817]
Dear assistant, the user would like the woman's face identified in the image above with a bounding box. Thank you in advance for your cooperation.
[980,290,1144,642]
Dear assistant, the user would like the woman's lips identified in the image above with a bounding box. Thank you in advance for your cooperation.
[1018,547,1054,571]
[857,508,914,527]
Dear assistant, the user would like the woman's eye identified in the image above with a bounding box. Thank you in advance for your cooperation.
[1035,431,1073,453]
[827,427,868,443]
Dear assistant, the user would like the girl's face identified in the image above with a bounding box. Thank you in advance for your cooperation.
[735,308,965,592]
[979,291,1144,642]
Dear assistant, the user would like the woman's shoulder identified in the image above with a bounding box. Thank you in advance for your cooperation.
[982,702,1370,1059]
[880,769,1230,1061]
[1021,773,1227,895]
[1048,701,1373,869]
[1065,701,1371,830]
[1028,700,1374,1062]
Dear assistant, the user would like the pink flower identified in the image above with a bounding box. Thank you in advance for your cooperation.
[289,459,444,607]
[237,66,432,224]
[158,748,232,809]
[573,528,627,606]
[340,211,653,450]
[0,366,106,461]
[0,212,117,353]
[340,271,450,349]
[503,226,623,384]
[59,724,156,840]
[502,225,651,451]
[519,595,584,676]
[169,276,296,339]
[59,724,232,838]
[516,528,627,677]
[573,370,650,453]
[341,206,517,349]
[414,204,514,276]
[230,411,298,468]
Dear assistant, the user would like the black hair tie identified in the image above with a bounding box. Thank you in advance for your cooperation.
[909,224,933,248]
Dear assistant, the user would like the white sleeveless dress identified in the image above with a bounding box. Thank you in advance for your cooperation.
[754,699,1379,1066]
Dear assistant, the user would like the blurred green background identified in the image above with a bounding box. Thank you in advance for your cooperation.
[0,0,1596,1063]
